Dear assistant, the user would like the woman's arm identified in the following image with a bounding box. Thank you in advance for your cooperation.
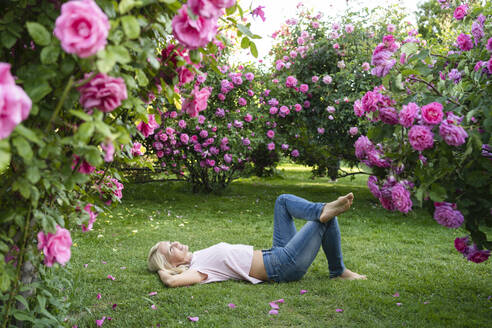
[158,269,207,288]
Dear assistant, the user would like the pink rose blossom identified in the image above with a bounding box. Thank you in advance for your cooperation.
[466,246,490,263]
[345,24,354,34]
[353,99,364,117]
[101,141,114,162]
[379,107,398,125]
[453,4,468,20]
[408,125,434,151]
[399,102,419,128]
[77,73,127,113]
[285,76,298,88]
[72,155,95,174]
[137,114,160,137]
[311,76,319,83]
[188,0,234,18]
[37,226,72,267]
[294,104,302,112]
[361,62,370,71]
[439,120,468,147]
[172,5,218,49]
[0,63,32,139]
[180,133,189,144]
[131,142,142,156]
[245,72,254,81]
[291,149,299,157]
[299,84,309,93]
[391,183,412,214]
[433,202,464,228]
[367,176,381,198]
[322,75,332,84]
[238,97,247,106]
[267,142,275,151]
[54,0,110,58]
[456,34,473,51]
[267,130,275,139]
[387,24,396,33]
[317,127,325,134]
[82,203,98,232]
[349,127,359,136]
[252,5,266,22]
[182,86,211,117]
[454,237,469,254]
[486,37,492,52]
[421,102,443,125]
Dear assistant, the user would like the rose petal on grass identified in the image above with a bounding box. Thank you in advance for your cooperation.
[274,299,284,304]
[268,309,279,315]
[84,264,88,268]
[396,303,402,306]
[228,303,236,309]
[96,317,106,327]
[107,275,115,280]
[112,303,117,310]
[101,261,107,264]
[187,316,199,322]
[148,292,157,296]
[269,302,279,309]
[300,289,307,295]
[120,266,126,270]
[393,292,399,297]
[151,304,157,310]
[335,309,343,313]
[96,293,101,300]
[107,317,112,321]
[423,301,429,305]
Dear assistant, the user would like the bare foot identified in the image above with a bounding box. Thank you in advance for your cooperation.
[319,193,354,223]
[334,269,367,280]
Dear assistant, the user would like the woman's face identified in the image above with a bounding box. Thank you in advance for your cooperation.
[158,241,192,267]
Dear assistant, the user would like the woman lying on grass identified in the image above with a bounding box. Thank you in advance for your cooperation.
[147,193,366,287]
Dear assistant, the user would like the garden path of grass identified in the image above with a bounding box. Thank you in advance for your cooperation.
[67,164,492,327]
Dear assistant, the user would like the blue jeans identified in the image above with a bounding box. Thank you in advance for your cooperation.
[262,194,345,282]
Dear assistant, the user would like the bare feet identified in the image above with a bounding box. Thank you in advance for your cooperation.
[319,193,354,223]
[334,269,367,280]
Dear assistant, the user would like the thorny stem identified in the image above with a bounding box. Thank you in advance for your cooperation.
[46,76,75,133]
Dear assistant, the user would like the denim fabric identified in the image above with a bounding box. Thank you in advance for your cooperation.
[262,194,345,282]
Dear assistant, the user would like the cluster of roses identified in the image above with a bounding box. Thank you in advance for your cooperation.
[454,236,490,264]
[172,0,236,50]
[371,35,400,77]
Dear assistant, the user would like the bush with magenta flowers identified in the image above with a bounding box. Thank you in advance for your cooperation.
[352,0,491,262]
[0,0,256,325]
[261,4,408,179]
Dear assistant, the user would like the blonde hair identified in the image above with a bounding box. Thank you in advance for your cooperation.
[147,242,189,275]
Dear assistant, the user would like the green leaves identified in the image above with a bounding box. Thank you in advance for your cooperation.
[40,45,60,65]
[249,42,258,58]
[121,15,140,39]
[26,22,51,46]
[0,139,11,173]
[12,136,33,161]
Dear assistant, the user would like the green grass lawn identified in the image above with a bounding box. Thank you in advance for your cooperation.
[66,164,492,327]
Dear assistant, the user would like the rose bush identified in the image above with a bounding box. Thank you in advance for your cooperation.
[0,0,256,325]
[353,0,491,262]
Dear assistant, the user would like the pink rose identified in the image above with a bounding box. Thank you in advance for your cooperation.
[0,63,32,139]
[182,86,211,117]
[285,76,298,88]
[299,84,309,93]
[349,127,358,136]
[131,142,142,156]
[322,75,332,84]
[456,34,473,51]
[453,4,468,20]
[291,149,299,157]
[391,183,412,214]
[188,0,224,18]
[267,142,275,151]
[137,114,160,137]
[439,121,468,147]
[421,102,443,125]
[267,130,275,139]
[37,226,72,267]
[82,203,98,232]
[77,73,127,112]
[361,62,370,71]
[54,0,110,58]
[172,5,218,49]
[408,125,434,151]
[399,102,419,128]
[433,202,464,228]
[101,140,114,162]
[72,155,95,174]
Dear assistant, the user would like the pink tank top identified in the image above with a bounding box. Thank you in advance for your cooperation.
[189,242,263,284]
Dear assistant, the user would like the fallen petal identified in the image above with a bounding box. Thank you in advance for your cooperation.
[112,303,117,310]
[96,293,101,300]
[151,304,157,310]
[187,316,199,322]
[107,317,112,321]
[274,299,285,303]
[149,292,157,296]
[96,316,106,327]
[269,302,279,309]
[393,292,399,297]
[268,309,279,315]
[120,266,127,270]
[300,289,307,295]
[335,309,343,313]
[396,303,402,306]
[107,275,115,280]
[101,261,107,264]
[83,264,88,268]
[228,303,236,309]
[423,301,429,305]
